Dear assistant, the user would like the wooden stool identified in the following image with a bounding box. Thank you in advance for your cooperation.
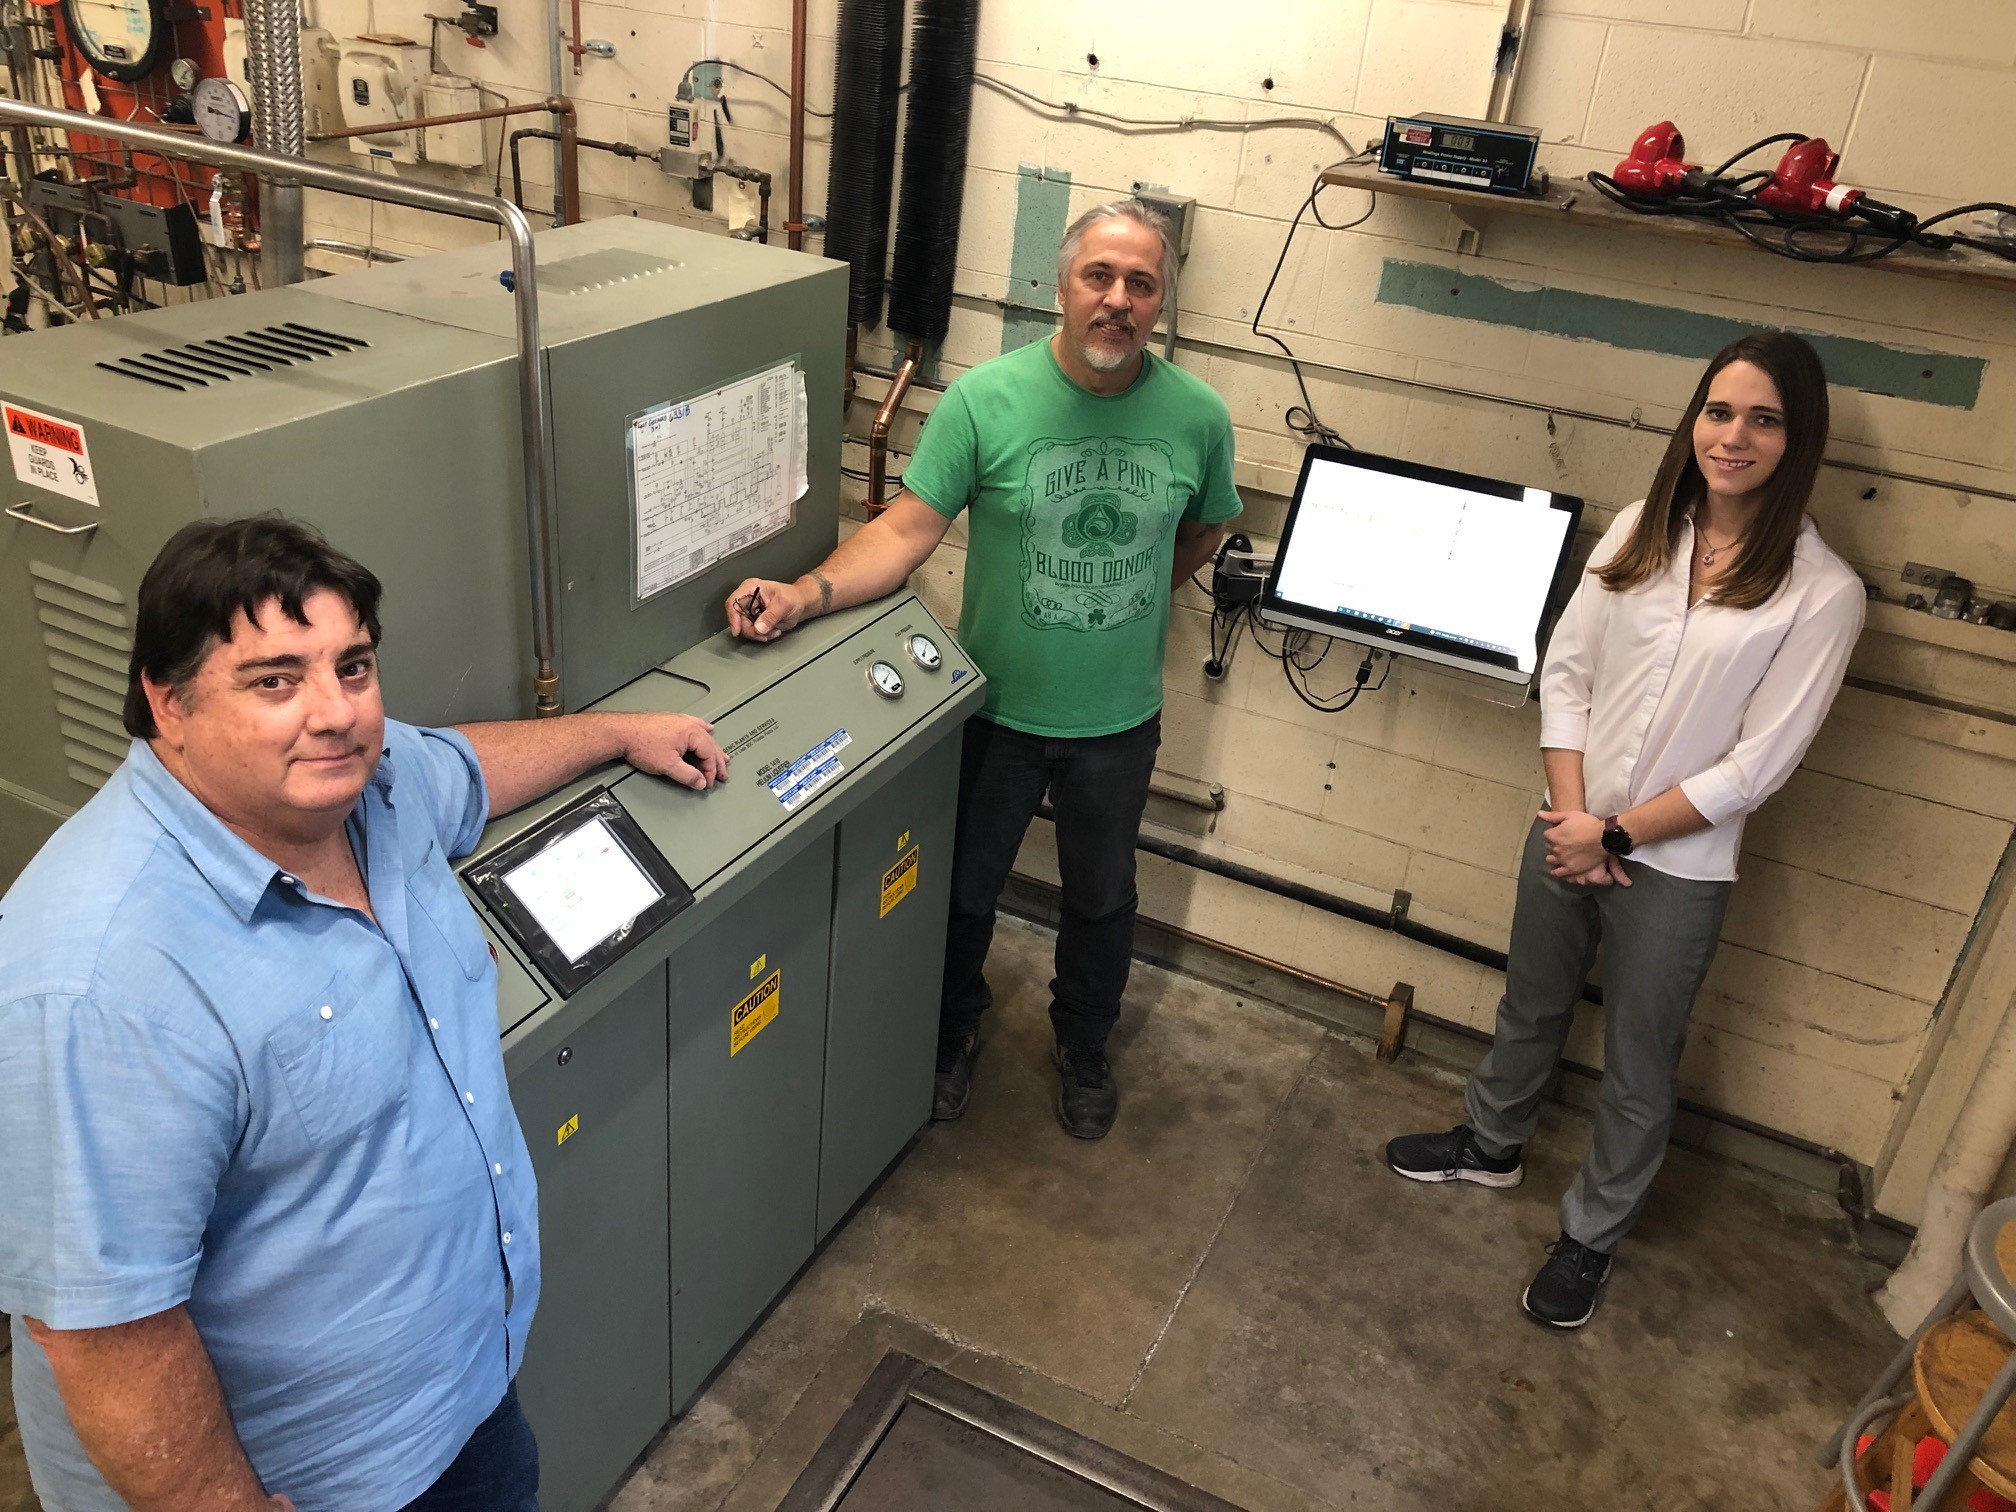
[1822,1311,2016,1511]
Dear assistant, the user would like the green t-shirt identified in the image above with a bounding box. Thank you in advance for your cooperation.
[905,338,1243,738]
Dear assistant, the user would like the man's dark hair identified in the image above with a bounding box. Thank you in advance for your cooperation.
[124,515,384,738]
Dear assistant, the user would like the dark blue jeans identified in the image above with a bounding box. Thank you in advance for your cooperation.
[399,1382,540,1512]
[939,713,1160,1051]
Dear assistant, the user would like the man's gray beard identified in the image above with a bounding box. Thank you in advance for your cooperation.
[1078,330,1134,371]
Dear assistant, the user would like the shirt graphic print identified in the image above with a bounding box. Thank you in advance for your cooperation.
[1021,435,1179,634]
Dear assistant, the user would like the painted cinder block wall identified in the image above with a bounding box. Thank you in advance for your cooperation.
[297,0,2016,1218]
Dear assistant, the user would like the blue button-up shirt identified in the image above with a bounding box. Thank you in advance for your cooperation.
[0,721,539,1512]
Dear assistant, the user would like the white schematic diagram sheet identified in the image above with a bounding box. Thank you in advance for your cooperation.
[629,359,809,601]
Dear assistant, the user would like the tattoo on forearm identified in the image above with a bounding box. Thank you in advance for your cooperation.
[811,570,834,616]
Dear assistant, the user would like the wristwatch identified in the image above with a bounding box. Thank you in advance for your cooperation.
[1601,815,1636,857]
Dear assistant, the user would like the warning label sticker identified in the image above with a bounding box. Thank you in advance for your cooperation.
[6,403,98,508]
[880,846,919,918]
[731,968,781,1056]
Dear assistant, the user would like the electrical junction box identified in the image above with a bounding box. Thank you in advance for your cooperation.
[424,74,486,168]
[1131,187,1195,258]
[338,35,429,163]
[1380,112,1540,195]
[222,21,342,135]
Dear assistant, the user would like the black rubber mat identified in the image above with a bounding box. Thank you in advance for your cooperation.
[776,1352,1250,1512]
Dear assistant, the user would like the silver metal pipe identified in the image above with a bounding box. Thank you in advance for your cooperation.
[0,98,565,714]
[244,0,306,286]
[306,237,406,263]
[545,0,566,221]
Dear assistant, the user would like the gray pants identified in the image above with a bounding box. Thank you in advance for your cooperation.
[1465,820,1731,1254]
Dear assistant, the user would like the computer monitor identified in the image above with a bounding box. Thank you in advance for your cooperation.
[1259,445,1584,687]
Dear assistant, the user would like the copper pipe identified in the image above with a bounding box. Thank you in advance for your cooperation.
[309,96,579,225]
[866,339,921,517]
[787,0,806,251]
[568,0,584,73]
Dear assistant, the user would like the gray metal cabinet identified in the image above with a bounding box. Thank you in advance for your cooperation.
[664,835,835,1409]
[510,963,671,1512]
[819,731,962,1238]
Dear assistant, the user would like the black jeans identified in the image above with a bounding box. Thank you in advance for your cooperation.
[399,1382,540,1511]
[939,713,1160,1052]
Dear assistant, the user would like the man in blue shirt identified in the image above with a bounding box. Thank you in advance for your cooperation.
[0,516,727,1511]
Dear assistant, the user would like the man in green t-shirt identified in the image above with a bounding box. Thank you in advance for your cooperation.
[723,199,1242,1139]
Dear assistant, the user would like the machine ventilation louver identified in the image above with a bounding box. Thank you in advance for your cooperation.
[30,561,134,793]
[94,322,370,392]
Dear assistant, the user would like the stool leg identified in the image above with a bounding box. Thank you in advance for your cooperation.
[1890,1400,1931,1512]
[1823,1275,1973,1468]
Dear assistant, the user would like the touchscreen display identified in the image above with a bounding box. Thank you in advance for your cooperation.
[1270,452,1575,676]
[502,815,665,964]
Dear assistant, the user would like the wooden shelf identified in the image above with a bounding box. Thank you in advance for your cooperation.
[1318,164,2016,292]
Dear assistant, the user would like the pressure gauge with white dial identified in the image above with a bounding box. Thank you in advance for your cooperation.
[867,661,906,700]
[61,0,166,82]
[169,56,199,91]
[192,76,251,143]
[904,633,942,671]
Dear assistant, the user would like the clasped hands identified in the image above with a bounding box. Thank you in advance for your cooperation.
[1537,808,1632,888]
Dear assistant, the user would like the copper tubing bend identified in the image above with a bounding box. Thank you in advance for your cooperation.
[310,96,580,225]
[866,340,922,518]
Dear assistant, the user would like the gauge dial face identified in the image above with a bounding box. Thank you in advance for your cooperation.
[169,56,199,91]
[61,0,164,82]
[868,661,906,699]
[192,76,250,142]
[904,633,942,671]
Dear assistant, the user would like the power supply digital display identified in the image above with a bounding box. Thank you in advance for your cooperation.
[1380,113,1540,196]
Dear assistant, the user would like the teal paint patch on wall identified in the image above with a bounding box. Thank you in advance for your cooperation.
[1375,260,1985,409]
[1002,164,1069,354]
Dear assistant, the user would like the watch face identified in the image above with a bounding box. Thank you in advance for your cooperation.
[192,76,249,142]
[61,0,164,81]
[169,56,199,91]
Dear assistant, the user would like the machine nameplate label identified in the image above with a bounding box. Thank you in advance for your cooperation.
[731,969,781,1055]
[6,403,99,508]
[880,847,920,918]
[725,717,779,762]
[557,1114,580,1146]
[768,729,850,811]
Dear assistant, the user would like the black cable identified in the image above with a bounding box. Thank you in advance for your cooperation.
[1252,158,1376,449]
[1707,132,1808,179]
[681,59,833,118]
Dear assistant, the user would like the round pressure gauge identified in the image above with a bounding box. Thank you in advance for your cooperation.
[904,633,942,671]
[169,56,199,91]
[868,660,906,700]
[192,76,251,143]
[61,0,166,82]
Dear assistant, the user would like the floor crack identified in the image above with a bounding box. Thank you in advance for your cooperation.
[1118,1033,1325,1411]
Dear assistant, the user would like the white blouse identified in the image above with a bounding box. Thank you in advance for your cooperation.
[1538,500,1866,881]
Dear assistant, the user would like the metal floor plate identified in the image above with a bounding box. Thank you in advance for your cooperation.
[776,1353,1250,1512]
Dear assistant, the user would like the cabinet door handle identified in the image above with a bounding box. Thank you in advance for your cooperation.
[5,501,99,536]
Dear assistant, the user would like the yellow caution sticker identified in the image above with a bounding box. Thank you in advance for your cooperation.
[880,846,920,918]
[731,969,782,1056]
[557,1114,580,1147]
[749,953,767,980]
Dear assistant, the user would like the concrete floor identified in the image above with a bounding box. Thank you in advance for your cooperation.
[0,917,1902,1510]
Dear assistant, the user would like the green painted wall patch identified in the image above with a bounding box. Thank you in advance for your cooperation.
[1002,164,1070,355]
[1374,259,1985,409]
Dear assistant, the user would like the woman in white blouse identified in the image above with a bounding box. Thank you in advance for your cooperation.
[1386,331,1866,1330]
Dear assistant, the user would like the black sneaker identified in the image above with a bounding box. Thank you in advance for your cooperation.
[932,1031,980,1123]
[1521,1232,1612,1330]
[1051,1041,1118,1140]
[1385,1124,1524,1188]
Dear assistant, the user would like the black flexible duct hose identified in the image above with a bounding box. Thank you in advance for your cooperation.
[822,0,905,327]
[887,0,980,343]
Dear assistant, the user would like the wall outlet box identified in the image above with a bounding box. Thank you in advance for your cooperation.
[1132,186,1195,258]
[338,36,429,164]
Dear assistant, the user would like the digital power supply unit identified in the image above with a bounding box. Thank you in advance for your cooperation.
[1380,113,1542,195]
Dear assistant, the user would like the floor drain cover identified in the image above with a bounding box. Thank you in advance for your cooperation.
[776,1351,1251,1512]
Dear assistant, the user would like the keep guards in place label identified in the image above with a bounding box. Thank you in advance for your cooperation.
[6,403,99,507]
[880,846,920,918]
[731,968,781,1055]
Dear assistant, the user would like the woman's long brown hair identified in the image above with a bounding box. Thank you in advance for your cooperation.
[1597,331,1830,610]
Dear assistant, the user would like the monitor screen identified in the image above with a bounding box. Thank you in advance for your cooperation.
[502,814,665,965]
[1260,446,1582,685]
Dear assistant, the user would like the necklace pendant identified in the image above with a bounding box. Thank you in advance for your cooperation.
[1701,546,1717,567]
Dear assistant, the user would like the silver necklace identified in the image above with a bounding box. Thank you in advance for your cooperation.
[1696,515,1745,568]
